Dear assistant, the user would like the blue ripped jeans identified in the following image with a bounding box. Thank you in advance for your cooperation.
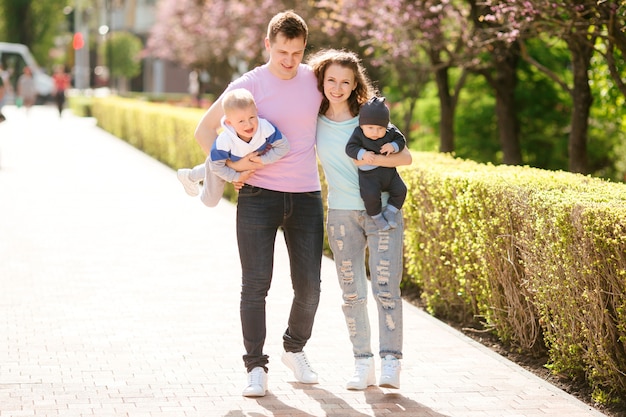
[326,209,404,359]
[237,185,324,372]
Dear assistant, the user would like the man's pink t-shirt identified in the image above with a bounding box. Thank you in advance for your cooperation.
[224,64,322,193]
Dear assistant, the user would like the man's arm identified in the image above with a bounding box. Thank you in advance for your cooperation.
[194,96,224,155]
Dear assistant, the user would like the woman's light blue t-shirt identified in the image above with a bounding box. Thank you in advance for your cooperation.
[316,115,388,211]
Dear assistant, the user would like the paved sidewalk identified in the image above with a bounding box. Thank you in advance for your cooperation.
[0,105,607,417]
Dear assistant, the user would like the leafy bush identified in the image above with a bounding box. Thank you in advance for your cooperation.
[402,153,626,401]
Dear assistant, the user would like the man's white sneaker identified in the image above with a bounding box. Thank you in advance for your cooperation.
[242,367,267,397]
[281,351,318,384]
[346,357,376,390]
[177,169,200,196]
[379,355,401,389]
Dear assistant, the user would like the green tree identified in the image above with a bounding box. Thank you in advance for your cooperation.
[468,0,523,165]
[588,48,626,180]
[485,0,622,174]
[0,0,68,68]
[515,45,571,172]
[103,31,142,93]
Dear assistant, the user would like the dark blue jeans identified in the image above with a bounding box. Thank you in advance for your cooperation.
[236,185,324,372]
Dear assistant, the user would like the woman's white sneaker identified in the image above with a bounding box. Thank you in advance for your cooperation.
[346,357,376,390]
[379,355,401,389]
[242,367,267,397]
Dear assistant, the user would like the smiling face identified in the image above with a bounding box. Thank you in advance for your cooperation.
[265,33,306,80]
[224,104,259,142]
[322,63,357,107]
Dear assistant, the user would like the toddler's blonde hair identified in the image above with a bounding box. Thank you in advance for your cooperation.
[222,88,256,114]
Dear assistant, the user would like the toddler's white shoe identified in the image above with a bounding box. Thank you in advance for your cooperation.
[177,169,200,196]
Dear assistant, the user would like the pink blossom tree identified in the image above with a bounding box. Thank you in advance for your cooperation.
[146,0,314,95]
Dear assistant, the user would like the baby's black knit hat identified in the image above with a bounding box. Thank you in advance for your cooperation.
[359,96,389,127]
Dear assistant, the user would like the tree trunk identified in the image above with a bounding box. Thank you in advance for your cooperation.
[3,0,33,46]
[567,38,594,174]
[493,46,522,165]
[468,0,521,164]
[402,98,417,146]
[435,66,455,153]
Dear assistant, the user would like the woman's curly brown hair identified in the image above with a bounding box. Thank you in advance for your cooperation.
[307,49,376,117]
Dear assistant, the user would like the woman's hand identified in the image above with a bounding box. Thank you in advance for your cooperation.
[354,147,412,168]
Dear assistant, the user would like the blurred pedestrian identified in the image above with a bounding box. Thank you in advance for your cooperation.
[0,64,10,122]
[0,69,5,123]
[17,66,36,112]
[52,65,71,117]
[188,70,200,107]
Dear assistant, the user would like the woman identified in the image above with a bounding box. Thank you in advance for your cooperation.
[308,49,412,390]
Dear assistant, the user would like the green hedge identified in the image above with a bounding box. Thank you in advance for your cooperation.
[402,154,626,402]
[90,96,206,169]
[83,96,626,404]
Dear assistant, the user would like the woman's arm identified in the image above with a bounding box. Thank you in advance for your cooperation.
[354,146,412,168]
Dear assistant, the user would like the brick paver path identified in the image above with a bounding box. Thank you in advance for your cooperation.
[0,105,607,416]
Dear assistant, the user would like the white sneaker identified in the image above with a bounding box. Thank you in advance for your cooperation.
[346,357,376,390]
[242,367,267,397]
[379,355,401,389]
[281,351,318,384]
[177,169,200,196]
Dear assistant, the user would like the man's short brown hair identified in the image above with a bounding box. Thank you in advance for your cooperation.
[267,10,308,44]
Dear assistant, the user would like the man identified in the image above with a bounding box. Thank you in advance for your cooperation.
[194,11,323,397]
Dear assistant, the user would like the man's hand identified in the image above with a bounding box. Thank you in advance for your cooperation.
[233,169,255,191]
[249,155,264,164]
[226,152,264,171]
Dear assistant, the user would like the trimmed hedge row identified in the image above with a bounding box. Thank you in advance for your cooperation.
[90,96,206,170]
[87,96,243,201]
[86,97,626,403]
[401,153,626,402]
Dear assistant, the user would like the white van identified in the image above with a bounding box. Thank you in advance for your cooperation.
[0,42,55,103]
